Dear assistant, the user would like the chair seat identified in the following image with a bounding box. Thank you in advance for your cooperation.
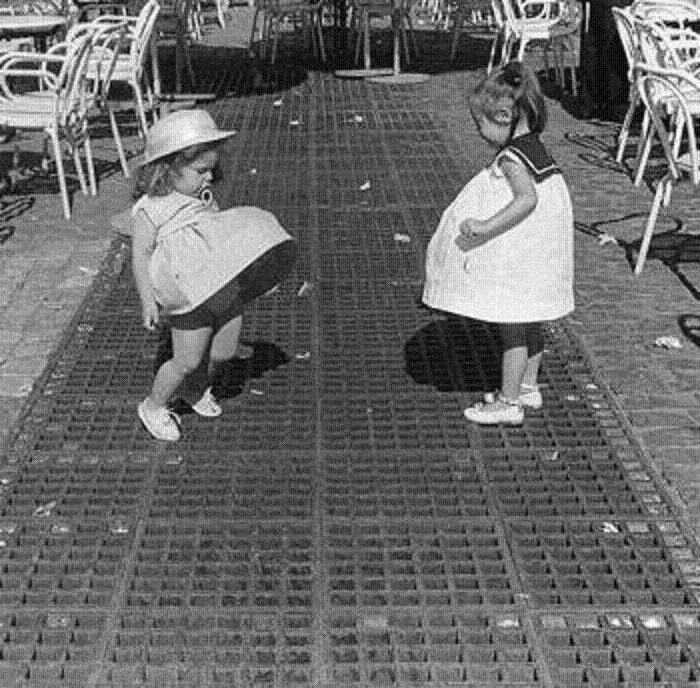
[0,95,55,126]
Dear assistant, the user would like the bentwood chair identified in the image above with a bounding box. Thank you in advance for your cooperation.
[634,63,700,274]
[250,0,326,64]
[0,33,97,219]
[89,0,161,136]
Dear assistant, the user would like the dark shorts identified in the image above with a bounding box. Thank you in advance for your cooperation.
[167,239,297,331]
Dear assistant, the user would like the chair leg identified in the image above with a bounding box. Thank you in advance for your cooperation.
[405,11,418,57]
[450,13,461,62]
[72,146,88,197]
[363,9,370,69]
[108,101,130,178]
[249,7,260,55]
[83,133,97,196]
[217,0,226,27]
[635,173,668,275]
[50,130,71,220]
[487,30,501,73]
[633,110,652,187]
[270,16,281,63]
[616,93,638,163]
[132,81,149,137]
[314,12,326,62]
[401,20,410,65]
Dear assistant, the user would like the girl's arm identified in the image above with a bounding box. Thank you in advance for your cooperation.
[456,156,537,251]
[131,208,160,330]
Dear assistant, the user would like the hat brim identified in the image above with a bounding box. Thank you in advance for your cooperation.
[140,130,236,166]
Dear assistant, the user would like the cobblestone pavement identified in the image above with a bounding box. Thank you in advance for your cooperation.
[0,31,699,687]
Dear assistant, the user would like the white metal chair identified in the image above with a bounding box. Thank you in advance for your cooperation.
[493,0,581,91]
[90,0,161,136]
[612,6,642,164]
[250,0,326,64]
[449,0,498,64]
[0,33,97,219]
[631,0,700,24]
[67,19,131,177]
[634,63,699,274]
[631,16,700,187]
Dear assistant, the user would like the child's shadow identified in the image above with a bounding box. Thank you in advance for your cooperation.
[404,316,502,393]
[155,328,291,406]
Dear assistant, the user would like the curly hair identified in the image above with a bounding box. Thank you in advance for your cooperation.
[470,61,547,137]
[132,141,220,200]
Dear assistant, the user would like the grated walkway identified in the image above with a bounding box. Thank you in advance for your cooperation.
[1,64,700,688]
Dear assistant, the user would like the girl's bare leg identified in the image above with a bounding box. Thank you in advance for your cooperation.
[499,323,529,401]
[146,326,212,409]
[208,314,244,379]
[522,323,544,389]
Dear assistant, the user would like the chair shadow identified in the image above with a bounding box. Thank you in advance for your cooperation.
[404,315,502,393]
[155,328,291,409]
[576,215,700,298]
[158,44,310,97]
[0,149,123,196]
[0,195,34,245]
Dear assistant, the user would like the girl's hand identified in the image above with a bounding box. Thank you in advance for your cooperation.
[141,299,160,330]
[458,218,488,237]
[455,233,488,252]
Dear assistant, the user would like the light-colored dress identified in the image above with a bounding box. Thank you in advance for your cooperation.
[423,133,574,323]
[132,191,293,315]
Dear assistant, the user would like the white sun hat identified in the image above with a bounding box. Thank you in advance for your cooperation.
[141,109,236,165]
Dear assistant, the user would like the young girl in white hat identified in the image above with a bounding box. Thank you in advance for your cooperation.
[132,109,296,441]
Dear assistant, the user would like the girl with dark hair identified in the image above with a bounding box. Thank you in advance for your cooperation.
[423,62,574,425]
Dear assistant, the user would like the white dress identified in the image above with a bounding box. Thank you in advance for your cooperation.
[132,191,293,316]
[422,133,574,323]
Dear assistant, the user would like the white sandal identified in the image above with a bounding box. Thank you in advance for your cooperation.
[484,384,542,409]
[190,387,222,418]
[464,394,524,426]
[138,400,181,441]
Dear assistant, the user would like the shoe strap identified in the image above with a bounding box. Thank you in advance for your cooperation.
[497,393,522,407]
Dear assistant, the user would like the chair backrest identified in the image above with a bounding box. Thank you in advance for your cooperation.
[637,63,699,182]
[634,15,700,70]
[612,6,639,77]
[631,0,700,24]
[54,32,95,126]
[132,0,161,68]
[490,0,507,29]
[88,22,129,102]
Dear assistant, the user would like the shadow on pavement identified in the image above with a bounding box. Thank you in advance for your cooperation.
[0,196,33,245]
[156,328,292,408]
[404,316,501,392]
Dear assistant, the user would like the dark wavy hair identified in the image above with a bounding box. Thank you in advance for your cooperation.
[132,141,221,200]
[470,61,547,138]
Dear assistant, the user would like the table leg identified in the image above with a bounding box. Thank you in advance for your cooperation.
[392,7,400,75]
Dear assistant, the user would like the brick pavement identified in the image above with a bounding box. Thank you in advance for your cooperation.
[0,35,698,531]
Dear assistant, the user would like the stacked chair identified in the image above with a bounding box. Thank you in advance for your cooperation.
[612,0,700,273]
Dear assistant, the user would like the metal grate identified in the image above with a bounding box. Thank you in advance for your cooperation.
[1,66,699,686]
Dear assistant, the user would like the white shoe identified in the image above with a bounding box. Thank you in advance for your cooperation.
[484,384,542,410]
[464,396,524,426]
[138,400,181,441]
[190,387,222,418]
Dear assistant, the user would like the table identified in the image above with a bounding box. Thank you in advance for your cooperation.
[0,14,67,50]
